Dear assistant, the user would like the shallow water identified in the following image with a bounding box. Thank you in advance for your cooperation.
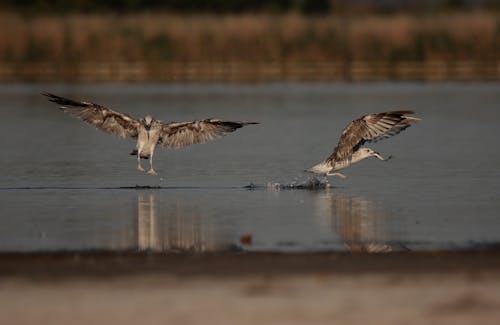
[1,83,499,252]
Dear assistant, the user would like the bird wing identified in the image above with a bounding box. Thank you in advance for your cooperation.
[327,110,420,162]
[43,92,140,139]
[158,119,259,148]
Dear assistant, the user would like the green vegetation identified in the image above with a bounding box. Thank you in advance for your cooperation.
[0,0,329,14]
[2,0,499,14]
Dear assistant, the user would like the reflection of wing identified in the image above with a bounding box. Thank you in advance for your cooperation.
[328,110,420,162]
[314,192,410,253]
[159,119,259,148]
[43,92,140,138]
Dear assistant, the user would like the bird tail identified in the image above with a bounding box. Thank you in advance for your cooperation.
[130,149,150,160]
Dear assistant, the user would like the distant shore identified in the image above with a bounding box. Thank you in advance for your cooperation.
[1,11,499,82]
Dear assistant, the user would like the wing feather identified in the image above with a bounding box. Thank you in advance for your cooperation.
[327,110,420,162]
[159,119,258,148]
[43,92,140,139]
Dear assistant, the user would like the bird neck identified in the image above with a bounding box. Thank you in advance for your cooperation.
[332,150,371,171]
[351,150,372,163]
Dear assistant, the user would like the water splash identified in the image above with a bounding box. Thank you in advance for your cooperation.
[245,176,330,191]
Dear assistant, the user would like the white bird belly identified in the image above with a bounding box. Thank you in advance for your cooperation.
[306,161,333,174]
[136,128,159,156]
[307,159,352,175]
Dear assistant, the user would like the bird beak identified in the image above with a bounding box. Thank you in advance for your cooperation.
[372,151,388,161]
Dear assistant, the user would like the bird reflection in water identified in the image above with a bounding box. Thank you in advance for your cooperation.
[315,192,408,253]
[136,193,231,252]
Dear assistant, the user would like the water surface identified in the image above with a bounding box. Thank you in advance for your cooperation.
[1,83,499,252]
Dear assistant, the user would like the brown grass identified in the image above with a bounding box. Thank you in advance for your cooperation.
[0,11,499,81]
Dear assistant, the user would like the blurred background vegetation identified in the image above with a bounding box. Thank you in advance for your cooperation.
[0,0,499,81]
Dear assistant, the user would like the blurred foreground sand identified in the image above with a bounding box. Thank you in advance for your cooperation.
[1,252,500,324]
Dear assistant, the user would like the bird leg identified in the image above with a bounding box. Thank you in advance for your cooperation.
[322,175,330,187]
[137,146,145,172]
[327,172,348,179]
[147,145,157,175]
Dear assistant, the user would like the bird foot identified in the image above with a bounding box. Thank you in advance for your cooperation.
[137,166,146,172]
[147,169,157,176]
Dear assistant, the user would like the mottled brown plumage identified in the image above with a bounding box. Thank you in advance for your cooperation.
[327,110,418,163]
[307,110,420,178]
[43,92,140,139]
[43,92,258,175]
[160,119,256,148]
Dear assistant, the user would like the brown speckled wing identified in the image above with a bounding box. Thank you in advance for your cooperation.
[43,92,140,139]
[327,110,420,162]
[159,119,258,148]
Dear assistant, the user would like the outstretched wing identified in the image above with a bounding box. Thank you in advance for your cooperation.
[158,119,259,148]
[327,110,420,162]
[43,92,140,139]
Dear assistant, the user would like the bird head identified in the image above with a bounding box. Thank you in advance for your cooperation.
[143,115,153,130]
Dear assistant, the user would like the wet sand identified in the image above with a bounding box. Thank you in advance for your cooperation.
[1,252,500,324]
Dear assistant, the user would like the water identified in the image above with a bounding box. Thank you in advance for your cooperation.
[1,83,499,253]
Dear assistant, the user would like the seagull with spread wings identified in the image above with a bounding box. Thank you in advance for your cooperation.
[306,110,420,179]
[43,93,258,175]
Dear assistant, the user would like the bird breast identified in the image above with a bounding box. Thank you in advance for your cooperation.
[137,125,161,152]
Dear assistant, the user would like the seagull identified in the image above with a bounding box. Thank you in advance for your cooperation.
[306,110,420,179]
[43,92,258,175]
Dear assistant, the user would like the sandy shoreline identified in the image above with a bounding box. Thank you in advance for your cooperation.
[1,252,500,324]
